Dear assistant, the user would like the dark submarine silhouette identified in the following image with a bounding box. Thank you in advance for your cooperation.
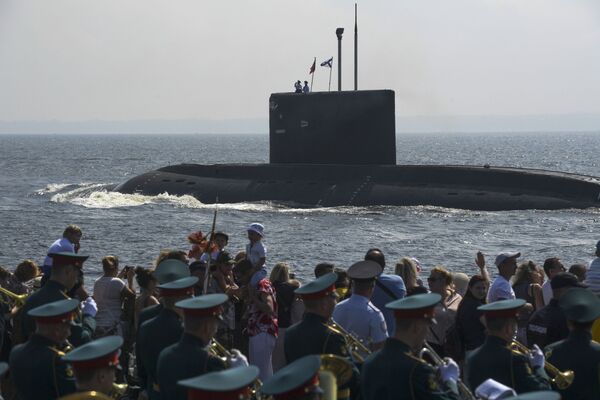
[114,89,600,211]
[115,21,600,211]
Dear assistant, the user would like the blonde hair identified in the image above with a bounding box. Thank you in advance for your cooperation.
[101,255,119,273]
[430,265,453,286]
[395,257,418,288]
[270,262,290,284]
[512,261,539,286]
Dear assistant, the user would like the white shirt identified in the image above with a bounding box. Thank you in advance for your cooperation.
[332,294,388,354]
[93,276,125,329]
[585,257,600,296]
[487,275,515,303]
[541,280,553,305]
[246,241,266,268]
[43,237,75,266]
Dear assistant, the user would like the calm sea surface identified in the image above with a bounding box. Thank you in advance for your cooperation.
[1,133,599,288]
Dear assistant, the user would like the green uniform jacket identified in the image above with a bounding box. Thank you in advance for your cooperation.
[156,333,226,400]
[545,330,600,400]
[135,303,162,389]
[361,338,460,400]
[284,313,360,400]
[467,336,550,393]
[9,334,76,400]
[20,280,95,347]
[284,313,348,363]
[137,307,183,400]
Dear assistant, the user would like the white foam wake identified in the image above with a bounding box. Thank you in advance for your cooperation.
[34,183,72,194]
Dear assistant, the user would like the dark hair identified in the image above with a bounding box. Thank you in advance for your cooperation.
[135,267,156,289]
[543,257,563,275]
[63,224,82,237]
[213,232,229,242]
[235,259,254,276]
[365,248,385,268]
[14,260,40,282]
[314,262,335,278]
[334,268,349,288]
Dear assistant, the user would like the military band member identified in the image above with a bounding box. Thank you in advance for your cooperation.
[135,258,191,395]
[284,272,359,399]
[467,299,551,393]
[157,294,248,400]
[19,252,96,347]
[361,293,461,400]
[10,298,79,399]
[137,275,198,400]
[178,366,259,400]
[261,355,324,400]
[332,261,388,356]
[284,272,347,363]
[60,336,123,397]
[544,287,600,400]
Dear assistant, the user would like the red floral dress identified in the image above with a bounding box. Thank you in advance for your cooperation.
[246,278,278,338]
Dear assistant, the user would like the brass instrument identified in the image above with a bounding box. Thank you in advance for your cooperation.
[510,340,574,390]
[0,286,28,307]
[419,342,476,400]
[320,354,355,400]
[208,339,262,398]
[109,383,129,400]
[326,319,371,363]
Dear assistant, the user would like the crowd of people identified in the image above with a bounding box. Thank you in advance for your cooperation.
[0,223,599,399]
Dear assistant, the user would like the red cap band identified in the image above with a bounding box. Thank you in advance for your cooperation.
[35,311,76,325]
[299,284,336,300]
[187,386,252,400]
[394,307,436,320]
[273,374,320,400]
[183,305,223,318]
[71,351,120,372]
[160,286,195,297]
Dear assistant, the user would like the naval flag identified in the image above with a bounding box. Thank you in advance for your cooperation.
[320,57,333,68]
[309,59,316,74]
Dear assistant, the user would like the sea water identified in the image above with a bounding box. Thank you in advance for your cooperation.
[1,132,599,287]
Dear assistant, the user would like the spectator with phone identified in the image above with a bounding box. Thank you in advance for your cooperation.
[92,256,135,338]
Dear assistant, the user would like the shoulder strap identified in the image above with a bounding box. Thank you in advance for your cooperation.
[375,280,398,300]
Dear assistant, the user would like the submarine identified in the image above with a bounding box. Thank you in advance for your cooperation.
[114,89,600,211]
[115,21,600,211]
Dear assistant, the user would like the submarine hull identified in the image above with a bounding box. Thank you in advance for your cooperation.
[114,164,600,211]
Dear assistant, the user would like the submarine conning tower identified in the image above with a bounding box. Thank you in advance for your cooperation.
[269,90,396,165]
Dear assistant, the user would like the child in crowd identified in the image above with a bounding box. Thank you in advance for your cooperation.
[246,223,267,287]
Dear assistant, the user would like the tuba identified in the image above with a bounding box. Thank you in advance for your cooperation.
[326,319,371,363]
[419,342,477,400]
[510,340,574,389]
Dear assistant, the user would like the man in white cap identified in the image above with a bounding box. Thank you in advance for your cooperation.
[487,252,520,303]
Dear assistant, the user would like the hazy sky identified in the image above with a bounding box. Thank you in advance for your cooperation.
[1,0,600,121]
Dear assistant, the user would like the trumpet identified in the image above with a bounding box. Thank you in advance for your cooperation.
[510,340,574,390]
[0,286,28,307]
[326,319,371,364]
[208,338,233,363]
[419,342,476,400]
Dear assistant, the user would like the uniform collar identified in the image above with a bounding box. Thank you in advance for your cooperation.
[567,329,592,343]
[384,338,413,354]
[305,312,328,324]
[31,333,61,347]
[181,332,209,347]
[348,294,370,305]
[485,335,509,348]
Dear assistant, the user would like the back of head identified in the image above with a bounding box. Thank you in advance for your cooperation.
[14,259,40,282]
[156,249,188,266]
[63,224,82,238]
[365,248,385,269]
[314,262,335,278]
[568,264,587,282]
[512,261,537,286]
[135,267,156,289]
[542,257,562,276]
[101,256,119,273]
[270,262,290,284]
[395,257,417,286]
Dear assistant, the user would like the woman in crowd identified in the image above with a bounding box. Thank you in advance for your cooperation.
[269,262,300,371]
[92,256,135,337]
[512,261,544,310]
[395,257,427,296]
[134,267,158,327]
[455,274,488,378]
[13,260,40,294]
[425,266,462,356]
[206,251,240,349]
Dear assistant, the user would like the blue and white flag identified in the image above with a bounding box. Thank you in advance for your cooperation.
[320,57,333,68]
